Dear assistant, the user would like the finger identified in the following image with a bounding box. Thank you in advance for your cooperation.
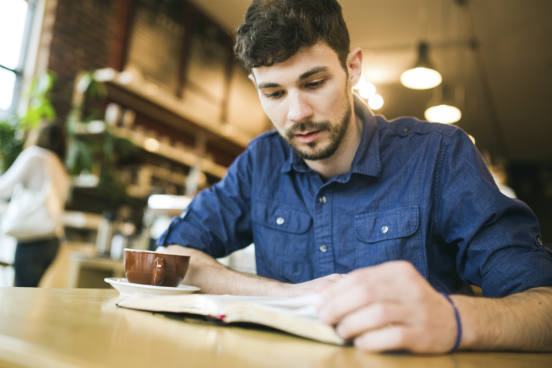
[335,302,408,340]
[323,261,422,301]
[318,281,373,325]
[318,275,405,325]
[319,262,425,324]
[353,325,413,352]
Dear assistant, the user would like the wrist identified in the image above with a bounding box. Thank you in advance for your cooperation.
[449,295,478,349]
[440,293,463,352]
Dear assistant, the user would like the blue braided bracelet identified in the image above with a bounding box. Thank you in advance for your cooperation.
[440,292,462,353]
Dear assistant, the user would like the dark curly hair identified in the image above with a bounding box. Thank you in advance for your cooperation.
[234,0,350,71]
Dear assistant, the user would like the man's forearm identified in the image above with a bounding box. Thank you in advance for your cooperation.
[161,245,291,296]
[161,245,343,296]
[453,286,552,351]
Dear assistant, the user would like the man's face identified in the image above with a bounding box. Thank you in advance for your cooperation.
[251,42,353,160]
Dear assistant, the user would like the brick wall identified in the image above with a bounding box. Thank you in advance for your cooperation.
[47,0,121,123]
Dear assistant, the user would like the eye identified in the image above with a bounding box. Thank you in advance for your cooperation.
[305,79,325,89]
[264,90,285,99]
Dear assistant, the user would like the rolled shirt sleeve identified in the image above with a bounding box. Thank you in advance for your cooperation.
[435,130,552,297]
[156,147,254,258]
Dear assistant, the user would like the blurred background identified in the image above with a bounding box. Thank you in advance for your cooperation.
[1,0,551,286]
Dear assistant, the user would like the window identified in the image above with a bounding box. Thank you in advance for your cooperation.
[0,0,35,115]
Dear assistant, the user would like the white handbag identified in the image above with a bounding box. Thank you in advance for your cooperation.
[1,182,61,241]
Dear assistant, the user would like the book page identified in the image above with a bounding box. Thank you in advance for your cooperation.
[117,293,344,345]
[218,294,322,318]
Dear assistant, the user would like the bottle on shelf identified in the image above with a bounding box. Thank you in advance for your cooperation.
[96,211,115,257]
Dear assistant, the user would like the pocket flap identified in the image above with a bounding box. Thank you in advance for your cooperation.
[253,201,312,234]
[355,206,419,243]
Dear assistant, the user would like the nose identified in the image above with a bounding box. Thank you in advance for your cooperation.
[287,91,313,123]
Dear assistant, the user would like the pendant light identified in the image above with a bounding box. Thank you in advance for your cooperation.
[400,41,442,90]
[353,76,384,111]
[424,84,462,124]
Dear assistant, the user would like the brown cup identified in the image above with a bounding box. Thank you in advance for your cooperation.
[124,249,190,287]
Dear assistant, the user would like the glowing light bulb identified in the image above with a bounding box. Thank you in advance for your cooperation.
[368,93,384,110]
[354,77,376,98]
[424,104,461,124]
[144,138,160,152]
[400,67,442,90]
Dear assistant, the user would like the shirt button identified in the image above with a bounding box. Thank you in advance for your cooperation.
[381,225,389,234]
[319,244,328,253]
[276,217,285,225]
[318,196,327,204]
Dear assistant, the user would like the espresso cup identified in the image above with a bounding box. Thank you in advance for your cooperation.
[124,248,190,287]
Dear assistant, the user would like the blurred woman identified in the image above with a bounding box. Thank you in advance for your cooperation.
[0,123,70,286]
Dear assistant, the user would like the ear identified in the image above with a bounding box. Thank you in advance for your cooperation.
[346,47,363,87]
[248,72,257,87]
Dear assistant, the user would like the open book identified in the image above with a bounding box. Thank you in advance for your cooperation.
[117,293,345,345]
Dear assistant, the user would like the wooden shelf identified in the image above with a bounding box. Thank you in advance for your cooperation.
[110,125,227,179]
[69,69,244,204]
[94,68,249,155]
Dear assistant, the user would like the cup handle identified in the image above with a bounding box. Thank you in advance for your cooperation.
[152,256,166,286]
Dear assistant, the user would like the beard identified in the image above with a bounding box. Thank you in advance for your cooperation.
[283,103,352,161]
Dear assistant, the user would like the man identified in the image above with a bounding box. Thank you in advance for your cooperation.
[157,0,552,353]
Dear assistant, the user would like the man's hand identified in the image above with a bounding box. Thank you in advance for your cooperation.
[317,261,458,353]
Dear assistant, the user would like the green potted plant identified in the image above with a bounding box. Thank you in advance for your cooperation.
[65,71,138,213]
[0,118,23,173]
[0,73,56,173]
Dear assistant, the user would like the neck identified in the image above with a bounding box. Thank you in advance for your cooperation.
[304,103,363,179]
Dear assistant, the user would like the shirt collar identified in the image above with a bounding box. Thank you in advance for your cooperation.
[281,96,381,178]
[349,95,381,178]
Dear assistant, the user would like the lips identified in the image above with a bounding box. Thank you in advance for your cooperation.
[295,130,320,144]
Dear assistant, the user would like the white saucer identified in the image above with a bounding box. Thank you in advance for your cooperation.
[105,277,200,296]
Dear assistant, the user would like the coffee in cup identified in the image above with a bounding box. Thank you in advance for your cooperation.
[124,248,190,287]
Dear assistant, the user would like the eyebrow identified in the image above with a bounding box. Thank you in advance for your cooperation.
[257,66,329,89]
[299,66,328,80]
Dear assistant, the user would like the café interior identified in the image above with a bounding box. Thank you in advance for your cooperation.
[0,0,551,367]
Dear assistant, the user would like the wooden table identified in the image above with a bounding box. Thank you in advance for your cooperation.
[0,288,550,368]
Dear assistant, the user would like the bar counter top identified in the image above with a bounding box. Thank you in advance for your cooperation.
[0,287,550,368]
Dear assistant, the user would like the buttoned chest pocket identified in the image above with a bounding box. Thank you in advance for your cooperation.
[354,206,425,272]
[252,201,313,282]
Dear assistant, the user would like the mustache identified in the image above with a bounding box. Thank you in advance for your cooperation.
[285,121,331,140]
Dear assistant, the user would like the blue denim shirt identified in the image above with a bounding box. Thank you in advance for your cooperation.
[158,98,552,297]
